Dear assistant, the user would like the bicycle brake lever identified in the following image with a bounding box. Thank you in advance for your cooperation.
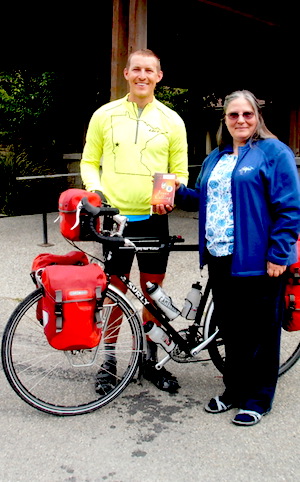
[70,200,83,231]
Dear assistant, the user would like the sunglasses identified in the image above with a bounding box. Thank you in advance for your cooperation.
[226,112,255,120]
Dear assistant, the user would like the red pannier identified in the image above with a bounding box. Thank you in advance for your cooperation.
[40,263,107,350]
[31,251,89,275]
[58,189,101,241]
[31,251,90,324]
[284,237,300,332]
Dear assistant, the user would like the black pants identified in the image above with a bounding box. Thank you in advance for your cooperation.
[207,254,286,413]
[105,214,169,275]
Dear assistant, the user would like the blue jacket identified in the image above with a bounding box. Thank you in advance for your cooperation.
[176,139,300,276]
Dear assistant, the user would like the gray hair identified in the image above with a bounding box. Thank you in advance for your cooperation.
[216,90,277,147]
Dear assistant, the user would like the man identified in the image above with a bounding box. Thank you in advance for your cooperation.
[81,49,188,393]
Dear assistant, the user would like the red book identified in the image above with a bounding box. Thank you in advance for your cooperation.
[151,173,176,206]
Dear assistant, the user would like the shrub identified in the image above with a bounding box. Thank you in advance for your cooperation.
[0,146,67,215]
[0,71,57,147]
[0,72,66,215]
[155,86,189,120]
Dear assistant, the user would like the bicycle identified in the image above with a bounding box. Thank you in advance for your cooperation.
[2,198,300,416]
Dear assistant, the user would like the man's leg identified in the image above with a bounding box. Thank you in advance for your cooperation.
[139,270,180,393]
[140,272,165,325]
[140,272,165,361]
[95,248,134,394]
[103,273,129,344]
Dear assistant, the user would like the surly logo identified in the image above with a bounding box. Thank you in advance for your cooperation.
[239,166,254,175]
[120,276,150,306]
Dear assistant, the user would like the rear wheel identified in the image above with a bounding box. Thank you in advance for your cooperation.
[1,286,144,416]
[204,299,300,376]
[204,300,225,373]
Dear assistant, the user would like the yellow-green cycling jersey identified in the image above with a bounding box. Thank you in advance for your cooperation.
[80,95,189,216]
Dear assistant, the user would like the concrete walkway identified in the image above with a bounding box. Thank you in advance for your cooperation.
[0,210,299,481]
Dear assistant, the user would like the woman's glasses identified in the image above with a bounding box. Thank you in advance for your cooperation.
[226,112,255,121]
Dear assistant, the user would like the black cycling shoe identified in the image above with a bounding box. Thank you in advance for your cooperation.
[95,360,117,395]
[143,360,180,393]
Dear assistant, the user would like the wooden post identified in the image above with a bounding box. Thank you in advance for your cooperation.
[289,107,300,157]
[111,0,148,100]
[128,0,147,53]
[111,0,129,100]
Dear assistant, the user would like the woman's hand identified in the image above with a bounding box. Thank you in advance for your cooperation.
[174,178,181,191]
[267,261,287,277]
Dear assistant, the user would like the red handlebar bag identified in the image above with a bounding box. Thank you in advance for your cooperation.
[41,263,107,350]
[284,237,300,332]
[58,189,101,241]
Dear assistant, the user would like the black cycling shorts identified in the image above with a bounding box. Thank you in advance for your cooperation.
[107,214,170,275]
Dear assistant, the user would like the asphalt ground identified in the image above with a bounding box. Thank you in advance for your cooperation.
[0,209,299,482]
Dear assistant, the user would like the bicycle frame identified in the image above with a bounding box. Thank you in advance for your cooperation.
[103,237,219,369]
[81,202,220,367]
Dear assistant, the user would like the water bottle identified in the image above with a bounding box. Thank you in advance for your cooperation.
[181,282,202,320]
[143,320,175,353]
[146,282,181,320]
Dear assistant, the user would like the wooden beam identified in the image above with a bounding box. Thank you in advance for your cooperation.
[289,108,300,157]
[128,0,147,53]
[111,0,129,100]
[111,0,147,100]
[196,0,278,27]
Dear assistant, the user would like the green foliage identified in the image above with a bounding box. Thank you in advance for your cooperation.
[155,85,189,120]
[0,146,53,215]
[0,71,57,145]
[0,71,65,215]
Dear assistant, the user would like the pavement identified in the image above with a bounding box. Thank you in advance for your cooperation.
[0,209,299,482]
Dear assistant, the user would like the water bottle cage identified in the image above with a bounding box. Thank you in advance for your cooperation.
[158,296,178,313]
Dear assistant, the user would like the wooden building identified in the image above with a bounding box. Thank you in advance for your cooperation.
[10,1,297,176]
[108,0,299,164]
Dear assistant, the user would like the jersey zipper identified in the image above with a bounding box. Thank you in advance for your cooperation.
[133,103,146,144]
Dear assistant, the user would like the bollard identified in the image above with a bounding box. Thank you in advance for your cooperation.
[38,211,54,247]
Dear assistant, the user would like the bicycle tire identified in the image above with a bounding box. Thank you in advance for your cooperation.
[1,286,144,416]
[204,300,225,373]
[278,330,300,376]
[204,299,300,376]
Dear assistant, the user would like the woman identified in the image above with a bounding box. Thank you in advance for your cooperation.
[156,90,300,425]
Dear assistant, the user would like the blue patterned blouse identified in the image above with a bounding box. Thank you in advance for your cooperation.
[206,153,238,257]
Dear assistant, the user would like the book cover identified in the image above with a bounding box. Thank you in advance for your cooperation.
[151,173,176,206]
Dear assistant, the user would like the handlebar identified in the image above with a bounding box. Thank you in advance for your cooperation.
[76,197,124,247]
[81,197,120,217]
[80,197,198,252]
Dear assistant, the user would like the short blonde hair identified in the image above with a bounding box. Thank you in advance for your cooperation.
[126,49,161,72]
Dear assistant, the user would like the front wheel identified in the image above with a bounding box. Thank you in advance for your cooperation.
[204,299,300,376]
[1,286,144,416]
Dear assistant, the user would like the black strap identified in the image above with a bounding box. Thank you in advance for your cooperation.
[95,286,102,326]
[55,290,63,332]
